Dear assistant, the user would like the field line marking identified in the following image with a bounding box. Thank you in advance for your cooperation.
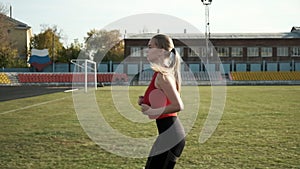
[0,97,69,115]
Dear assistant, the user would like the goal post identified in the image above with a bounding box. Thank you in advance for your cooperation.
[71,59,97,92]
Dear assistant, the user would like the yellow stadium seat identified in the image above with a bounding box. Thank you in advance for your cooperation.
[0,73,11,84]
[230,71,300,81]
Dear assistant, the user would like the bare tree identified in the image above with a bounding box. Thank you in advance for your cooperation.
[0,3,8,14]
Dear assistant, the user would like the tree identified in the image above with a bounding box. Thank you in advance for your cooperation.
[0,45,20,68]
[84,29,124,62]
[0,3,26,68]
[0,3,9,29]
[30,25,64,62]
[58,39,82,63]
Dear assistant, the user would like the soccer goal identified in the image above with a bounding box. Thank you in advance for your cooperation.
[71,59,97,92]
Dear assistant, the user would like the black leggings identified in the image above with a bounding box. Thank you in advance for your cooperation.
[145,116,186,169]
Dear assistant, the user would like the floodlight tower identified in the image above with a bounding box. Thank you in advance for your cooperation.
[201,0,212,64]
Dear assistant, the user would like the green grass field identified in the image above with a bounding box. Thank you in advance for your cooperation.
[0,86,299,169]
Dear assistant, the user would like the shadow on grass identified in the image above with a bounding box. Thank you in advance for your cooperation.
[0,86,72,102]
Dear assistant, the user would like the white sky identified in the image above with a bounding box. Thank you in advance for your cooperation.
[1,0,299,45]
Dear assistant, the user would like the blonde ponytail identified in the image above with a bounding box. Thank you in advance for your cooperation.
[150,34,182,92]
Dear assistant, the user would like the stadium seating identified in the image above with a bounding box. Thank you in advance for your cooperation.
[139,71,154,81]
[0,73,11,84]
[16,73,128,84]
[3,71,300,85]
[230,72,300,81]
[137,71,223,82]
[181,72,223,81]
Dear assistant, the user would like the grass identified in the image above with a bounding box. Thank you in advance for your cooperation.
[0,86,299,169]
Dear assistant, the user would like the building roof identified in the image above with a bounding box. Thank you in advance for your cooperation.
[126,30,300,40]
[291,26,300,32]
[0,13,31,30]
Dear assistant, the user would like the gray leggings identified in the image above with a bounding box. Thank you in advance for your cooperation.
[145,116,186,169]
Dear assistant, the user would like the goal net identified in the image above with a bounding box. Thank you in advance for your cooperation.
[71,59,97,92]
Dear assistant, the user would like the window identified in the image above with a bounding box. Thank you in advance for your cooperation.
[217,47,230,57]
[202,47,215,57]
[141,47,147,57]
[291,47,300,57]
[188,47,200,57]
[130,47,141,57]
[261,47,272,57]
[199,47,206,57]
[175,47,184,57]
[277,47,289,56]
[247,47,259,57]
[231,47,243,57]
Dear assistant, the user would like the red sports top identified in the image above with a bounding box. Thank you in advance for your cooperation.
[143,72,177,119]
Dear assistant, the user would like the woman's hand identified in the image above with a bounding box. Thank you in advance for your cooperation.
[139,97,160,119]
[137,96,144,105]
[141,104,164,119]
[141,104,151,115]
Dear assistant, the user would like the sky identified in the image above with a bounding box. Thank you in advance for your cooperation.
[1,0,299,45]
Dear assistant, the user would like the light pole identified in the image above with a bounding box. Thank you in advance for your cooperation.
[52,33,55,72]
[201,0,212,65]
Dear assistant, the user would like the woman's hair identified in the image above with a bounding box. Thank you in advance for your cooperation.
[150,34,182,91]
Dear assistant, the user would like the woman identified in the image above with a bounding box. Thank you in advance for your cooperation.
[138,34,186,169]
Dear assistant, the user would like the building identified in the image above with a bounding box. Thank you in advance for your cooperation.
[124,27,300,75]
[1,13,33,58]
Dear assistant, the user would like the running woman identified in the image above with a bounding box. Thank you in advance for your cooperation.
[138,34,186,169]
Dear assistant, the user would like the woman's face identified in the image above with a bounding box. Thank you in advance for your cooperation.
[147,38,165,63]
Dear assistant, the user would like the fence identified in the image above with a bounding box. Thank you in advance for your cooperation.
[2,60,300,75]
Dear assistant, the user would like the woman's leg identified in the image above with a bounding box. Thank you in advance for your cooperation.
[145,138,185,169]
[145,117,185,169]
